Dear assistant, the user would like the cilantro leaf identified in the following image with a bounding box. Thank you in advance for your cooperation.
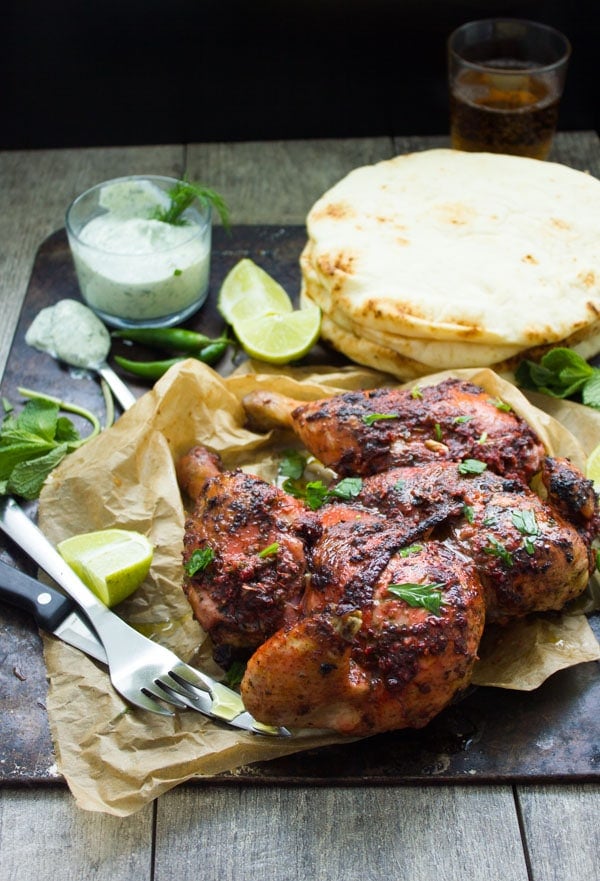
[387,582,445,615]
[278,450,307,481]
[458,458,487,475]
[397,544,424,557]
[361,412,399,425]
[258,542,279,558]
[327,477,363,501]
[185,547,215,576]
[484,535,514,567]
[511,508,539,537]
[284,476,363,510]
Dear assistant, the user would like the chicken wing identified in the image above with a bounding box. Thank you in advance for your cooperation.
[242,378,546,483]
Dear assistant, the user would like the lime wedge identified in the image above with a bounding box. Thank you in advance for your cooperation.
[218,258,293,324]
[233,306,321,364]
[586,443,600,492]
[58,528,154,607]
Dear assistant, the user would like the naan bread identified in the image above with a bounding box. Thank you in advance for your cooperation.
[301,149,600,378]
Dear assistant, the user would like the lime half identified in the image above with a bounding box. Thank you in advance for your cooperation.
[218,258,293,324]
[58,528,154,607]
[586,443,600,493]
[233,306,322,364]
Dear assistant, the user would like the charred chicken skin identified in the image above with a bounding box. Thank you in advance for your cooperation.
[353,460,596,622]
[243,541,485,735]
[177,446,319,653]
[177,379,599,737]
[242,377,546,483]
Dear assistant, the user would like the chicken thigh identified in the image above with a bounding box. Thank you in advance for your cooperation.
[242,540,485,735]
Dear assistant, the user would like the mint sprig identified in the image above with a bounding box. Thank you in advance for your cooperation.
[0,390,100,500]
[516,348,600,408]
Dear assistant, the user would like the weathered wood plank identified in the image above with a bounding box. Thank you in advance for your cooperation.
[154,784,529,881]
[186,137,395,225]
[0,786,154,881]
[517,785,600,881]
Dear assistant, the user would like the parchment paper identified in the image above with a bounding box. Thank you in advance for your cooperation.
[37,360,600,815]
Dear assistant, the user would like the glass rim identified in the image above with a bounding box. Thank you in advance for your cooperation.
[448,18,572,76]
[65,174,212,256]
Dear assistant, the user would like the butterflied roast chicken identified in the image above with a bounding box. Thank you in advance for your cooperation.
[176,379,599,737]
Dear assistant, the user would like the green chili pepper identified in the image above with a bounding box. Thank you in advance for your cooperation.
[112,327,215,353]
[114,338,230,380]
[113,355,186,379]
[197,339,230,364]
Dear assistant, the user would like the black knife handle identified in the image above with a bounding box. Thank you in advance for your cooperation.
[0,558,76,631]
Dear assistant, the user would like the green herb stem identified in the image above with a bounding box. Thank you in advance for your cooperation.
[17,387,100,442]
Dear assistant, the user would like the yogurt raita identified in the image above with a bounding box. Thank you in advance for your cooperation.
[66,177,212,328]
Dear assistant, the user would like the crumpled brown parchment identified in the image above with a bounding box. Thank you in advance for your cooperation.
[37,360,600,815]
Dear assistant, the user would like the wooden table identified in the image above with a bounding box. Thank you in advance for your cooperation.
[1,134,599,881]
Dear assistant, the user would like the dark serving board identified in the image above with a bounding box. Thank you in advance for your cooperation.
[1,227,599,786]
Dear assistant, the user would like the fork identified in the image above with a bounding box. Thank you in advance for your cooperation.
[0,496,288,736]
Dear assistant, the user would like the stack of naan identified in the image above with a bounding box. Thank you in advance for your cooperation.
[300,149,600,378]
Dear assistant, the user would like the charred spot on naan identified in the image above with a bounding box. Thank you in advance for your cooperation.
[315,250,358,278]
[310,200,357,222]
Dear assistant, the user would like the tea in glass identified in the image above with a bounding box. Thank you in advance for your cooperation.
[448,20,570,160]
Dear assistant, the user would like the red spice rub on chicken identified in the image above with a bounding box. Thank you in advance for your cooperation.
[176,379,599,737]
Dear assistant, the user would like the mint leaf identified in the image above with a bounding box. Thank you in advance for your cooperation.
[582,372,600,410]
[0,392,101,499]
[7,445,69,500]
[516,347,595,399]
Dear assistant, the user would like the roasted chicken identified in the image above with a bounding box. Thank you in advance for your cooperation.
[177,379,599,738]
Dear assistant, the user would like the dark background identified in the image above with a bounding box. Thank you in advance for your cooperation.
[2,0,598,150]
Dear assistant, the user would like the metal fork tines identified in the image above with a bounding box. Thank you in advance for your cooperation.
[0,496,289,737]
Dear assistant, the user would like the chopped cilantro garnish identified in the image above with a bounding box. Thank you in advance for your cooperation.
[458,458,487,475]
[397,544,424,557]
[362,412,399,425]
[484,535,513,567]
[286,476,363,510]
[185,547,215,576]
[387,582,445,614]
[258,542,280,558]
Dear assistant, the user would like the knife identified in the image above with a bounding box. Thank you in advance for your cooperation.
[0,558,108,663]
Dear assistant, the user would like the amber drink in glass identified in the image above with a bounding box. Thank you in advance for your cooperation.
[448,19,570,159]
